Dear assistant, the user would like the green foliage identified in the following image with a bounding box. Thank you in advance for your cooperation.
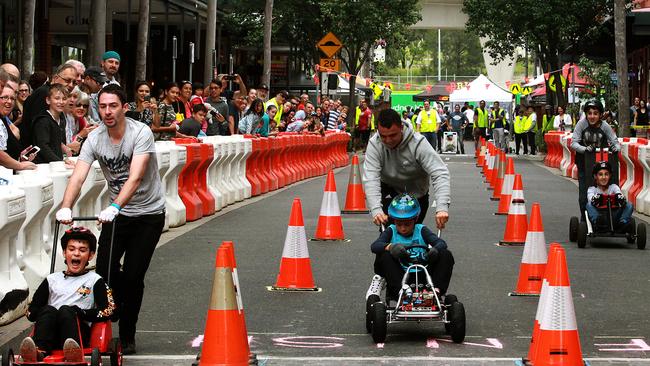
[576,56,618,113]
[440,30,485,76]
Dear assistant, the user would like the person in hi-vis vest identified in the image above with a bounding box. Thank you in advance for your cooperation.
[489,101,507,151]
[525,105,537,155]
[415,99,440,150]
[513,108,528,155]
[473,100,489,152]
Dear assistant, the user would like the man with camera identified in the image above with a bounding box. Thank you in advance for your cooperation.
[205,79,230,136]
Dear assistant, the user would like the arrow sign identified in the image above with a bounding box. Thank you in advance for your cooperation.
[510,83,521,95]
[318,32,343,58]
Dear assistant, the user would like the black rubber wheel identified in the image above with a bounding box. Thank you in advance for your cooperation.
[448,301,466,343]
[2,349,14,366]
[109,337,122,366]
[365,295,380,333]
[443,294,458,334]
[91,348,101,366]
[569,216,579,242]
[577,221,588,248]
[627,218,636,244]
[637,223,646,250]
[370,302,387,343]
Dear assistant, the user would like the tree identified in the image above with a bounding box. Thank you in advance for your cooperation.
[88,0,107,64]
[21,0,36,76]
[463,0,612,107]
[135,0,150,82]
[263,0,273,88]
[441,30,485,77]
[576,56,618,111]
[614,0,630,136]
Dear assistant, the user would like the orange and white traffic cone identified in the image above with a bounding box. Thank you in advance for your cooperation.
[199,244,250,366]
[485,146,496,185]
[491,150,506,201]
[270,198,320,291]
[313,170,346,240]
[525,243,561,364]
[500,174,527,246]
[477,138,487,167]
[533,246,585,366]
[496,158,515,215]
[482,144,492,176]
[342,154,369,214]
[510,203,547,296]
[488,149,503,191]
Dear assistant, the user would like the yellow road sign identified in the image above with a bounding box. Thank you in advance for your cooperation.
[510,83,521,95]
[522,86,533,96]
[319,58,340,71]
[548,74,567,92]
[318,32,343,58]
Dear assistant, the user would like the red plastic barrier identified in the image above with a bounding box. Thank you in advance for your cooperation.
[196,143,216,216]
[258,138,271,193]
[267,137,279,191]
[619,137,630,188]
[272,137,286,188]
[629,139,648,203]
[174,141,203,221]
[567,137,577,179]
[245,136,261,196]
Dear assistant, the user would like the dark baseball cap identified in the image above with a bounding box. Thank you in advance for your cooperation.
[258,83,269,90]
[84,66,108,84]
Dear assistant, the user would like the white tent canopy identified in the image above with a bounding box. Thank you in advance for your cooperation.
[449,74,512,103]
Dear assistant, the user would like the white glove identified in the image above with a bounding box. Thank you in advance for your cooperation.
[56,208,72,223]
[98,205,120,223]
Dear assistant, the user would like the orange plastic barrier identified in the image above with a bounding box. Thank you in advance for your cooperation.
[196,143,216,216]
[174,140,203,221]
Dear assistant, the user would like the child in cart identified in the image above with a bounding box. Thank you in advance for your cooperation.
[366,193,455,304]
[19,227,116,362]
[587,161,634,232]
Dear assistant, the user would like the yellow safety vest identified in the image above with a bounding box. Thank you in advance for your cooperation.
[514,116,526,134]
[475,108,489,128]
[264,97,282,123]
[355,106,375,130]
[490,108,505,129]
[418,109,438,132]
[527,114,538,132]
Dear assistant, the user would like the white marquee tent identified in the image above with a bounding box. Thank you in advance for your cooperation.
[449,74,512,103]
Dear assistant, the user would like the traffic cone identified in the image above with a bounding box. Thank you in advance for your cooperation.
[500,174,527,246]
[270,198,320,291]
[496,158,515,215]
[477,138,486,167]
[199,244,250,366]
[491,150,506,201]
[342,155,369,214]
[533,246,585,366]
[484,145,494,182]
[525,243,561,364]
[510,203,547,296]
[482,144,492,176]
[488,149,502,190]
[313,170,346,240]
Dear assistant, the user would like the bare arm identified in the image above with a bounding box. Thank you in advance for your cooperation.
[61,160,92,208]
[112,153,150,208]
[0,150,35,170]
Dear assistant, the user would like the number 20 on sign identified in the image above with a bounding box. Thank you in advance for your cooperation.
[320,58,340,71]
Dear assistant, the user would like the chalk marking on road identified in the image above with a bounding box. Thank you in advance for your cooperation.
[426,338,439,348]
[190,335,203,348]
[595,338,650,352]
[594,335,647,338]
[249,332,296,335]
[121,355,650,362]
[272,336,344,349]
[376,343,384,349]
[136,330,189,333]
[437,337,503,349]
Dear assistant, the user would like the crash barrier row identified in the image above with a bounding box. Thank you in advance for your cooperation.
[0,131,351,325]
[543,132,650,217]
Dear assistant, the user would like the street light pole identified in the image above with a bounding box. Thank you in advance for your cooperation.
[438,29,441,82]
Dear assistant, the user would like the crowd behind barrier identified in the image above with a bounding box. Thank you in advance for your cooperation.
[543,132,650,217]
[0,131,350,325]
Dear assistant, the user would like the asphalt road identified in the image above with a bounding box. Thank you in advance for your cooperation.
[3,147,650,366]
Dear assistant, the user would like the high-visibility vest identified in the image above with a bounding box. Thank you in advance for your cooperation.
[475,108,489,128]
[514,116,526,134]
[418,109,438,132]
[523,115,534,132]
[264,97,282,123]
[542,114,554,132]
[490,108,505,129]
[355,106,375,130]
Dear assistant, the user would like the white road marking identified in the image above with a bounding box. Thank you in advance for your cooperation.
[122,355,650,362]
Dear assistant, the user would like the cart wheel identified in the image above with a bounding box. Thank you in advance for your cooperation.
[627,218,636,244]
[365,295,380,333]
[91,348,101,366]
[370,302,387,343]
[2,349,14,366]
[637,223,646,250]
[569,217,579,242]
[577,221,588,248]
[109,337,122,366]
[448,301,466,343]
[443,294,458,334]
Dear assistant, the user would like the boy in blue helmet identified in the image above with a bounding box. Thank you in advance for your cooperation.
[366,193,454,303]
[587,161,634,232]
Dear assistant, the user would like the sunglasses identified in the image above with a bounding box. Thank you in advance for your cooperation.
[76,103,89,108]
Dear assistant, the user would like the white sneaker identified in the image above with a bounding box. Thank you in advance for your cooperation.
[366,274,386,300]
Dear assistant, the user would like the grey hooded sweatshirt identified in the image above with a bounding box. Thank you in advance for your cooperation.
[362,122,451,218]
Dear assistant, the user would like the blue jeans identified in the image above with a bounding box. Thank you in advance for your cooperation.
[422,132,437,151]
[586,202,634,226]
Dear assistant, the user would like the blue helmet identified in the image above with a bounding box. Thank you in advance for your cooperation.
[387,193,420,220]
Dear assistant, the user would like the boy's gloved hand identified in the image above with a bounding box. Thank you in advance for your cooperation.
[591,193,601,205]
[71,305,87,319]
[389,244,409,260]
[616,193,626,205]
[584,145,594,153]
[427,247,439,263]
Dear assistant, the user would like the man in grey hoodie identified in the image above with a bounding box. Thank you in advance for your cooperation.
[363,108,451,300]
[363,108,451,228]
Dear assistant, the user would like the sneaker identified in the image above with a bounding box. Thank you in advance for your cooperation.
[19,336,38,362]
[121,339,136,355]
[63,338,84,362]
[365,274,386,300]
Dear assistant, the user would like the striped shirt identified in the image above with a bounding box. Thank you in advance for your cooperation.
[327,110,340,130]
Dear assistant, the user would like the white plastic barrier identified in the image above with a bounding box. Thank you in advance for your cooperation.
[560,134,571,177]
[159,141,187,228]
[208,137,234,206]
[219,138,237,205]
[620,139,637,197]
[72,160,105,237]
[638,144,650,215]
[231,138,245,202]
[0,185,28,325]
[14,172,54,293]
[155,143,171,232]
[241,138,252,199]
[203,137,225,211]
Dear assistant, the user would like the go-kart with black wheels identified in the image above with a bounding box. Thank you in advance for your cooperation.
[365,245,465,344]
[570,197,646,249]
